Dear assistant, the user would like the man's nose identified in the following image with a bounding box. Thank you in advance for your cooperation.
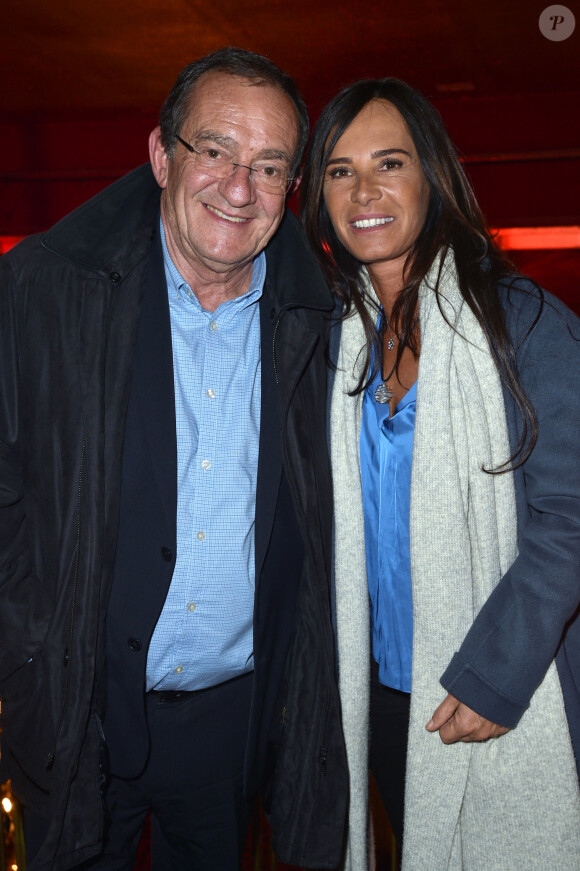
[219,163,257,205]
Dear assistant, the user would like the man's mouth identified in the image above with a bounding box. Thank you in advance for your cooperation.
[205,204,248,224]
[351,217,395,229]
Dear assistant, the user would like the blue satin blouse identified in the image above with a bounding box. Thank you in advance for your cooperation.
[360,366,416,692]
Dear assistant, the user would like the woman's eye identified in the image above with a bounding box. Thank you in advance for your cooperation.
[379,159,403,171]
[327,167,352,179]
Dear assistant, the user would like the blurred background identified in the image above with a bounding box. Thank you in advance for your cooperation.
[1,0,579,308]
[0,2,578,868]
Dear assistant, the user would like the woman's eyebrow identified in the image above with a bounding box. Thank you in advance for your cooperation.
[326,148,411,166]
[371,148,411,158]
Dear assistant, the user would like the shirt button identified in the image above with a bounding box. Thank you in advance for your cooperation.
[201,459,211,470]
[210,321,218,331]
[174,665,183,674]
[206,388,216,399]
[196,531,206,541]
[187,602,196,612]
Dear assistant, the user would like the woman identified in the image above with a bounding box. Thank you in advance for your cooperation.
[301,79,580,870]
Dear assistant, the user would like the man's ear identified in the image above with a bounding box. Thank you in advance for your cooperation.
[149,126,169,189]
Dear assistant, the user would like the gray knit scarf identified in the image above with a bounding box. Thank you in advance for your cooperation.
[330,251,580,871]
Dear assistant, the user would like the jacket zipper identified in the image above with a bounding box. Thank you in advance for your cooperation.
[272,312,283,384]
[319,692,330,774]
[47,438,86,769]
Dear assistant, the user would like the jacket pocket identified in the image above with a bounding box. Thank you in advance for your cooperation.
[0,649,58,794]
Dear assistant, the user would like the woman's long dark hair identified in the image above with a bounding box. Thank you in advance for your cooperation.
[301,78,540,469]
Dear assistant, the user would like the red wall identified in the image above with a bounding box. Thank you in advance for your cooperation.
[1,92,578,310]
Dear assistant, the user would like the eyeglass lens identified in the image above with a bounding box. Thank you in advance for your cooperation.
[177,137,291,193]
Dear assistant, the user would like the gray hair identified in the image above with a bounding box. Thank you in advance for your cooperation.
[159,47,309,176]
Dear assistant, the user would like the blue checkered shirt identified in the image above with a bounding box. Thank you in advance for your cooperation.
[146,221,264,691]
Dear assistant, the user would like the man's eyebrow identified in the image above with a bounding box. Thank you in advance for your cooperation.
[195,132,291,165]
[195,131,238,148]
[326,148,411,165]
[254,148,292,164]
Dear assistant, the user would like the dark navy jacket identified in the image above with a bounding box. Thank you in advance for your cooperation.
[0,164,348,869]
[442,279,580,772]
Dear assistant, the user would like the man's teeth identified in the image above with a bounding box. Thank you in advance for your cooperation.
[352,217,394,229]
[207,205,247,223]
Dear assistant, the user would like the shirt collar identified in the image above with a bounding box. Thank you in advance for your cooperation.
[160,216,265,311]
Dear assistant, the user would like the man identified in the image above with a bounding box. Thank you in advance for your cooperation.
[0,48,347,870]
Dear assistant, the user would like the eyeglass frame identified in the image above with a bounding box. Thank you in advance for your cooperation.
[174,135,295,195]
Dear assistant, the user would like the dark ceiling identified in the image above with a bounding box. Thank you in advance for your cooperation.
[3,0,579,118]
[1,0,579,252]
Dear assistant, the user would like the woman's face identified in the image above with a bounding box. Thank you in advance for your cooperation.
[322,99,430,287]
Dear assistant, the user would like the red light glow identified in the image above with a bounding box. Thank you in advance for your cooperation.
[493,226,580,250]
[0,236,25,254]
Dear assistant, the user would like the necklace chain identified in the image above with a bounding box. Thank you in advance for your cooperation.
[375,312,395,403]
[374,310,419,404]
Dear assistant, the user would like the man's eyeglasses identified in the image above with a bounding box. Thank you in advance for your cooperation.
[175,136,294,195]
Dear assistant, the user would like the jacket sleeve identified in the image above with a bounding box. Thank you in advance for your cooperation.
[0,249,51,685]
[441,284,580,727]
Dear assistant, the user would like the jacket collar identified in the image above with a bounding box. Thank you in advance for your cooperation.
[264,207,334,315]
[41,162,334,314]
[42,164,161,277]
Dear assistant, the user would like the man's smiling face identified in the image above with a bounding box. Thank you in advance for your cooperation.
[150,71,298,286]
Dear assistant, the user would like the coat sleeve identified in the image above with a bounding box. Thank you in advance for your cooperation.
[441,284,580,727]
[0,248,51,686]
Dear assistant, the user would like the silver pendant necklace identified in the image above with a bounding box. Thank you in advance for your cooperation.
[374,381,393,404]
[375,317,395,404]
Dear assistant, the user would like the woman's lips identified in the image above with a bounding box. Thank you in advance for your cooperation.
[350,216,395,229]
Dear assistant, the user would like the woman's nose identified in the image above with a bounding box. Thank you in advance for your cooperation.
[351,172,381,204]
